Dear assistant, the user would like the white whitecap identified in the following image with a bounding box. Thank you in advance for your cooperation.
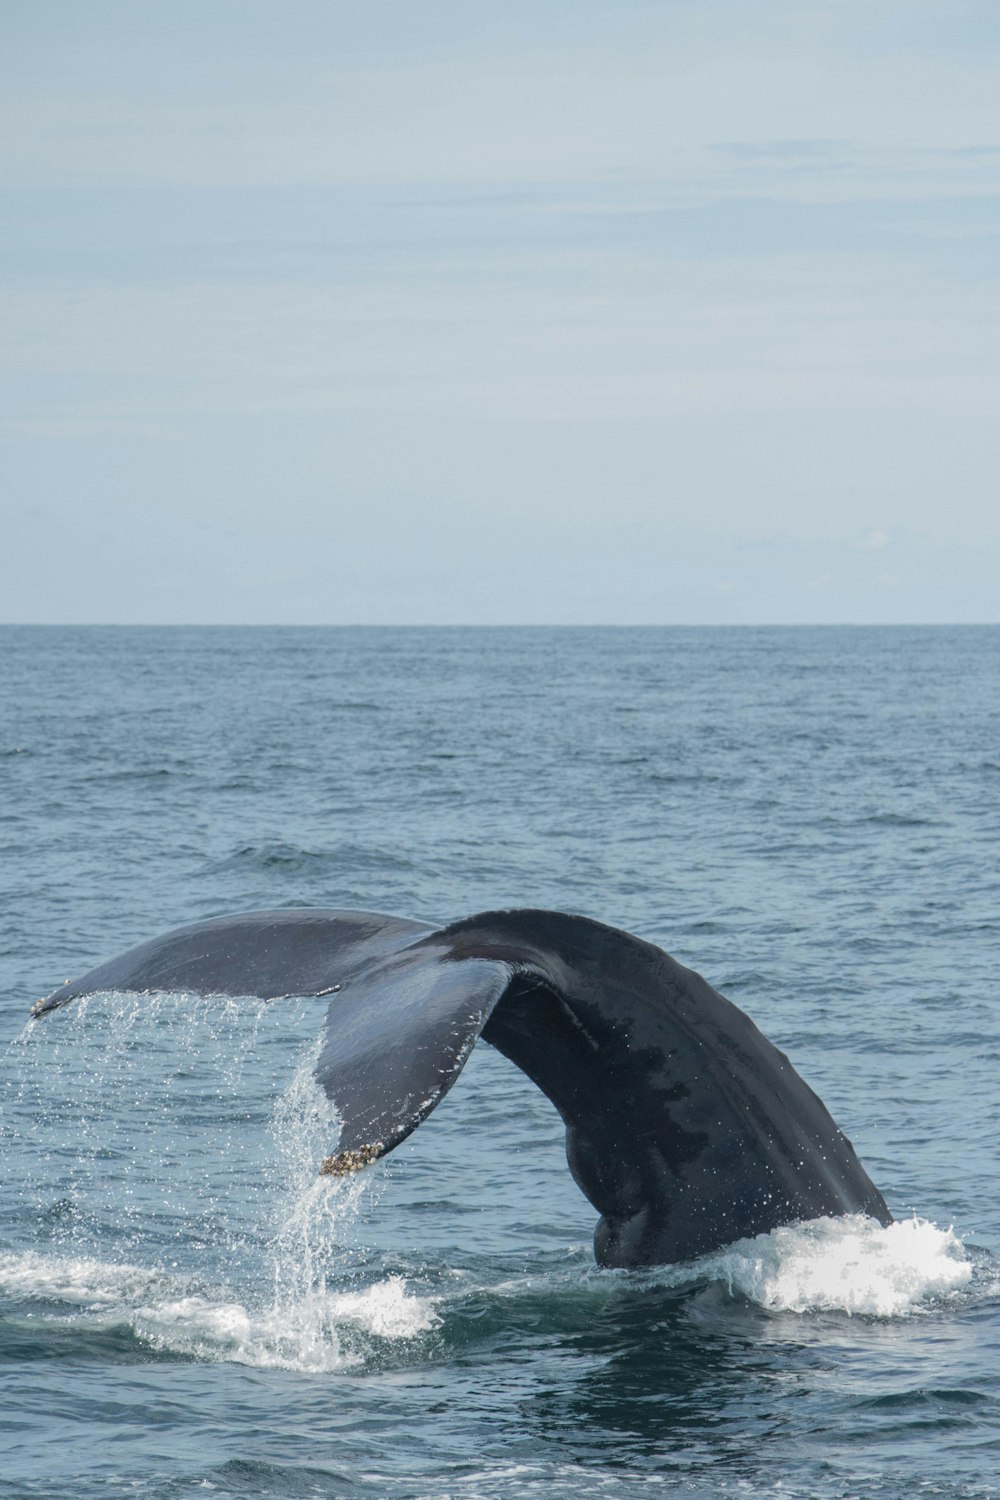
[0,1247,437,1372]
[327,1275,440,1338]
[128,1274,439,1370]
[0,1249,174,1307]
[693,1214,972,1317]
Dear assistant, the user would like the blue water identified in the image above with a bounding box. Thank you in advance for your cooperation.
[1,624,998,1499]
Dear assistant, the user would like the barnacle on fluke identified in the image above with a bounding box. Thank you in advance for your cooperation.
[30,905,892,1267]
[320,1142,385,1176]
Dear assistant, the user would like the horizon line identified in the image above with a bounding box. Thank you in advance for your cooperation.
[2,620,997,631]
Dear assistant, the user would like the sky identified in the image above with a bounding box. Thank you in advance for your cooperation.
[3,0,999,624]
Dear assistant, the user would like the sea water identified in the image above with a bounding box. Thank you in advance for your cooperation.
[1,625,998,1499]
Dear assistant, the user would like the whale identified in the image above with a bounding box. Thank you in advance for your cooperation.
[31,907,891,1267]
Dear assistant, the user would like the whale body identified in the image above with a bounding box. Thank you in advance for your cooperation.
[33,907,891,1267]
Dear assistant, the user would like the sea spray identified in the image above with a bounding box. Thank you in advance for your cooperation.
[2,989,290,1266]
[262,1046,439,1368]
[1,997,437,1370]
[263,1044,358,1368]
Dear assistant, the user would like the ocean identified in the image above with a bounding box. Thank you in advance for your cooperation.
[1,624,998,1499]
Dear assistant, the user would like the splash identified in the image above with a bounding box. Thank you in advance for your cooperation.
[3,987,287,1254]
[263,1049,440,1365]
[0,1249,437,1371]
[1,994,438,1373]
[326,1275,440,1338]
[694,1214,973,1317]
[6,991,966,1349]
[129,1272,438,1370]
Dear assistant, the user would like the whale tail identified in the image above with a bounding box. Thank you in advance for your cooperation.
[32,906,891,1267]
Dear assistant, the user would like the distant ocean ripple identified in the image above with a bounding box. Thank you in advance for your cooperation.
[1,625,998,1499]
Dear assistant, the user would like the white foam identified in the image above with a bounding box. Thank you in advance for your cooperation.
[132,1294,258,1350]
[327,1275,440,1338]
[0,1248,438,1371]
[132,1275,438,1370]
[693,1214,973,1317]
[0,1249,169,1306]
[131,1288,344,1372]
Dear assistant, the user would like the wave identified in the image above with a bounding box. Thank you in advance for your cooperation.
[202,841,417,876]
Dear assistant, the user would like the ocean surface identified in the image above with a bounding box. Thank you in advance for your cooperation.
[1,624,998,1500]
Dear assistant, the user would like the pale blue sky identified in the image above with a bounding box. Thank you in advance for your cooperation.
[4,1,999,623]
